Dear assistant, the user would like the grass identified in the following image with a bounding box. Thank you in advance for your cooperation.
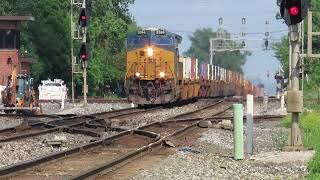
[281,111,320,179]
[103,93,122,100]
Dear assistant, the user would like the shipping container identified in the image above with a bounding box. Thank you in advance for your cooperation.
[210,65,214,80]
[200,64,208,80]
[214,66,217,80]
[221,68,224,81]
[218,67,223,81]
[179,57,192,80]
[190,58,198,80]
[226,70,230,82]
[207,64,210,80]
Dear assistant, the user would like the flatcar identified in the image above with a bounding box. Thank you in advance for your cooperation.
[125,28,261,105]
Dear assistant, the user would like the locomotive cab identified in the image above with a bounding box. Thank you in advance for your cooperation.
[125,28,182,105]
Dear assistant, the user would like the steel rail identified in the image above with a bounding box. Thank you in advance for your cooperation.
[92,106,163,120]
[0,116,104,143]
[0,100,232,178]
[71,106,233,179]
[167,100,225,120]
[71,123,201,179]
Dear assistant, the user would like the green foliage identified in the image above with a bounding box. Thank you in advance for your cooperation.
[281,111,320,179]
[185,28,250,73]
[273,0,320,91]
[87,0,137,96]
[272,36,289,77]
[0,0,71,84]
[300,113,320,179]
[280,114,291,128]
[0,0,136,97]
[104,93,122,100]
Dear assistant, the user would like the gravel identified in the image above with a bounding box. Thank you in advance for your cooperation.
[132,121,309,179]
[253,99,287,116]
[100,131,121,139]
[200,121,288,153]
[133,150,307,179]
[113,101,215,128]
[0,132,93,168]
[41,102,131,115]
[0,117,23,130]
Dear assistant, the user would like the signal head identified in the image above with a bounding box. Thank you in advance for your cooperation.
[280,0,309,25]
[79,43,88,61]
[79,8,88,28]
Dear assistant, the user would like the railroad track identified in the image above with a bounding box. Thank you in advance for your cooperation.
[0,100,231,179]
[0,106,163,144]
[92,106,162,120]
[0,115,105,143]
[0,98,284,179]
[0,114,63,137]
[38,98,130,104]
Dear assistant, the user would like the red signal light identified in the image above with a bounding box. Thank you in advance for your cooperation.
[80,43,88,61]
[289,6,299,16]
[79,8,88,27]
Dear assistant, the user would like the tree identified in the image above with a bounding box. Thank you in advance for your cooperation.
[0,0,136,97]
[0,0,71,84]
[185,28,249,73]
[87,0,137,96]
[273,0,320,93]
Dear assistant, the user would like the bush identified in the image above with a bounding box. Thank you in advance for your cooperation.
[281,112,320,179]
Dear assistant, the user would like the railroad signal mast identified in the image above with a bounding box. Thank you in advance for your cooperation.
[79,0,89,106]
[279,0,309,149]
[70,0,89,106]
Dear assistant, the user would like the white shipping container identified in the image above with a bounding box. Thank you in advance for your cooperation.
[180,57,192,80]
[222,68,226,81]
[214,66,217,80]
[222,68,225,81]
[196,58,199,80]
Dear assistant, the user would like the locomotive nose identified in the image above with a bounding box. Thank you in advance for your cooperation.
[147,47,153,57]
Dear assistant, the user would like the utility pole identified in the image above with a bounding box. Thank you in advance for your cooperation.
[305,11,320,58]
[279,0,309,149]
[287,25,303,147]
[209,17,270,61]
[210,17,224,65]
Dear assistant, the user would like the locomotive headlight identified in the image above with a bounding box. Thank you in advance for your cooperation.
[159,72,166,78]
[135,72,141,77]
[147,47,154,57]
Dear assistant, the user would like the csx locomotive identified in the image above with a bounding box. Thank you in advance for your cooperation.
[125,28,261,105]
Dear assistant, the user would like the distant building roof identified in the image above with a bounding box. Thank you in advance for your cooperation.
[0,16,34,21]
[0,16,34,30]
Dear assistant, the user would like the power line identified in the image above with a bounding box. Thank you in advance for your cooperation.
[170,29,287,35]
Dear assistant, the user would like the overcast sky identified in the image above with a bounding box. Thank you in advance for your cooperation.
[129,0,288,94]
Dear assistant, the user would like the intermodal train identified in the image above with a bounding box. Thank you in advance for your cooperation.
[124,28,263,105]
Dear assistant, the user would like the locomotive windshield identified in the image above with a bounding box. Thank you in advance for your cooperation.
[127,30,177,50]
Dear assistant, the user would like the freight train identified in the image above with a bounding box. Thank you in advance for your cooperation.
[124,28,263,105]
